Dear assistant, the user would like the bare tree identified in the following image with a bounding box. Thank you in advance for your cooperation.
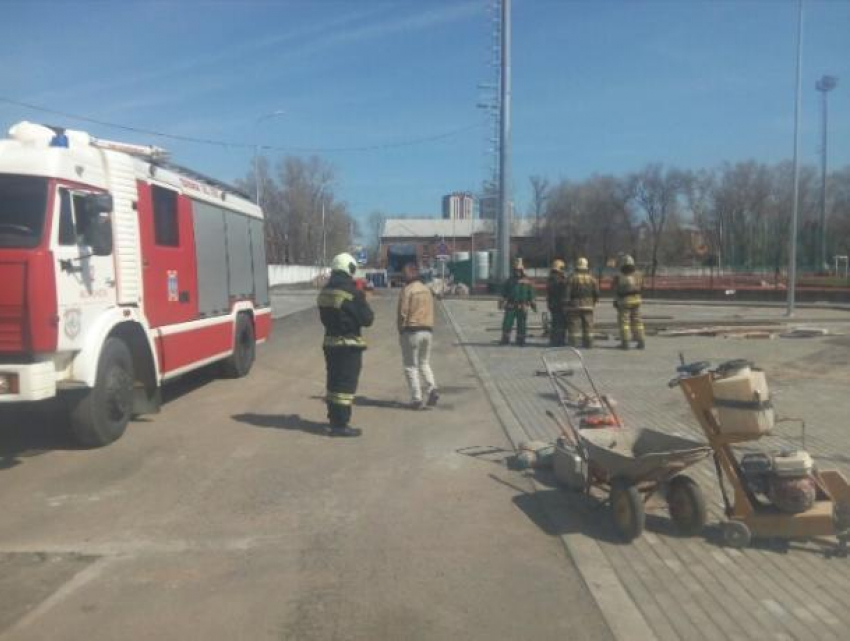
[629,164,686,281]
[240,155,355,265]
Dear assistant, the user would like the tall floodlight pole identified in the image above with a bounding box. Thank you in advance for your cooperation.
[254,110,285,204]
[496,0,512,282]
[786,1,803,317]
[815,75,838,272]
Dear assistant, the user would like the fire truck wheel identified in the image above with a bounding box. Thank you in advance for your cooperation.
[221,313,255,378]
[68,338,134,447]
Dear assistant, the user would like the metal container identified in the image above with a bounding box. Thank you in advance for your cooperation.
[474,251,490,281]
[554,439,587,490]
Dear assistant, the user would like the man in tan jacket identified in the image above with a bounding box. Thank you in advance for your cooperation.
[397,262,439,409]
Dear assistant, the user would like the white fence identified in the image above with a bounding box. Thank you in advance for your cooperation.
[268,264,329,287]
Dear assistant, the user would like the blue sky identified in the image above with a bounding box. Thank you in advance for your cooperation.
[1,0,849,231]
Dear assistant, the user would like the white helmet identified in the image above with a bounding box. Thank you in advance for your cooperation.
[331,252,358,275]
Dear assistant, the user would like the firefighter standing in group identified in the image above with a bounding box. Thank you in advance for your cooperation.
[564,257,599,349]
[546,259,567,346]
[500,258,537,346]
[612,254,646,350]
[317,253,375,437]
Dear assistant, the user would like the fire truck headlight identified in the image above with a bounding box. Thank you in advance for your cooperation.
[0,373,19,395]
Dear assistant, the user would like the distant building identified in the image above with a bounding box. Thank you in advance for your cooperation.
[442,192,474,220]
[379,217,537,269]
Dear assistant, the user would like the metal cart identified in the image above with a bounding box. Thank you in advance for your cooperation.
[671,358,850,554]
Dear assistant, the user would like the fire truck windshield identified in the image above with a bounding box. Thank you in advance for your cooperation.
[0,174,48,248]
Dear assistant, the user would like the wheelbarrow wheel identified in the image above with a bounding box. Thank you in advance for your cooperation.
[722,521,751,549]
[667,475,706,536]
[610,477,645,542]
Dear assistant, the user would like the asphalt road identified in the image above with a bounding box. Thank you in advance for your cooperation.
[0,294,611,641]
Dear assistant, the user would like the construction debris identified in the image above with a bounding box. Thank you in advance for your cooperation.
[657,324,834,340]
[780,327,830,339]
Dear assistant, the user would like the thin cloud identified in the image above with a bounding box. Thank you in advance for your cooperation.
[32,0,482,113]
[30,5,384,104]
[76,1,483,117]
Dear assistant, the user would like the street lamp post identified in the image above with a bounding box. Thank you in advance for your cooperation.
[253,110,285,205]
[815,75,838,272]
[312,184,329,267]
[787,0,803,318]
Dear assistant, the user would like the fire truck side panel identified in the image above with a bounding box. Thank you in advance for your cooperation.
[225,213,254,300]
[156,317,235,378]
[191,201,230,317]
[249,218,270,308]
[136,181,199,328]
[100,150,143,306]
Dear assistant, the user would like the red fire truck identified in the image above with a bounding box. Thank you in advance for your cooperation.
[0,122,272,446]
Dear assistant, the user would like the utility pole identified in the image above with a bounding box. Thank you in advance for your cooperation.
[253,110,285,205]
[321,197,327,268]
[815,74,838,273]
[496,0,512,282]
[787,0,803,317]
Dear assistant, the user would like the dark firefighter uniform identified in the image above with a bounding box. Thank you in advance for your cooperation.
[500,260,537,346]
[564,257,599,348]
[317,255,374,436]
[546,260,567,346]
[612,255,645,349]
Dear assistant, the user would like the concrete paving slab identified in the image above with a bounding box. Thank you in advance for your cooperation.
[445,298,850,641]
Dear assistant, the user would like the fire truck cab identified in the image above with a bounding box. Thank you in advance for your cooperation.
[0,122,272,446]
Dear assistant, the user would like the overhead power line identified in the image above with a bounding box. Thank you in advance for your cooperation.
[0,96,483,154]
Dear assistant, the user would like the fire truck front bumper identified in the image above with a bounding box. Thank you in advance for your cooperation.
[0,361,56,402]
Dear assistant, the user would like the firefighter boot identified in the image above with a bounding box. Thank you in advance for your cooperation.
[500,333,510,345]
[636,339,646,350]
[620,340,630,350]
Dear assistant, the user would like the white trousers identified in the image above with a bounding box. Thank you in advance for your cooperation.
[400,331,436,402]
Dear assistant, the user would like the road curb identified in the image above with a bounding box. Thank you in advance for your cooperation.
[441,301,659,641]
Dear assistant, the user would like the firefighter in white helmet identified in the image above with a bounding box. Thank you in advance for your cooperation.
[316,253,374,436]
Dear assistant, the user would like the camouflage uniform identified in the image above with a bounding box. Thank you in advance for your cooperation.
[501,267,537,346]
[612,258,645,349]
[546,267,567,346]
[564,262,599,348]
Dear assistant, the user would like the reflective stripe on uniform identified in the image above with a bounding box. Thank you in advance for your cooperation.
[317,289,354,309]
[327,392,355,406]
[619,294,642,307]
[323,336,367,348]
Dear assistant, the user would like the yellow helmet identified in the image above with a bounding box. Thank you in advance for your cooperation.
[511,257,525,272]
[576,257,589,271]
[551,259,565,273]
[620,254,635,269]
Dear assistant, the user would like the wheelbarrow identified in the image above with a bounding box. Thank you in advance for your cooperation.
[580,427,712,542]
[541,348,712,542]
